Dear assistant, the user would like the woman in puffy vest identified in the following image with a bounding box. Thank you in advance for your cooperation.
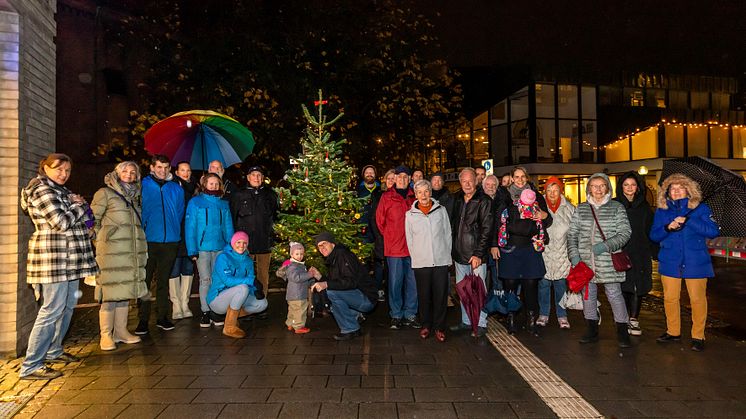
[650,173,719,352]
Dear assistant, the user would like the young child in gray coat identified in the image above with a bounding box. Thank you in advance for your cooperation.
[279,242,314,334]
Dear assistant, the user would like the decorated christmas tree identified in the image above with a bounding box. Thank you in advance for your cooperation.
[273,90,373,269]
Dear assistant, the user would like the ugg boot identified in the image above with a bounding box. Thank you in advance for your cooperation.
[223,308,246,339]
[616,322,632,348]
[507,312,518,335]
[526,311,539,337]
[179,275,193,318]
[579,319,599,344]
[113,305,141,344]
[99,309,116,351]
[169,277,183,319]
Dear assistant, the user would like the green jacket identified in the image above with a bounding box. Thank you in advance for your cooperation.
[90,171,148,302]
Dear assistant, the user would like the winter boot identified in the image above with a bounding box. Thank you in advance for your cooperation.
[179,275,193,318]
[526,311,539,337]
[113,305,141,344]
[507,312,518,335]
[616,322,632,348]
[99,309,116,351]
[579,319,599,344]
[223,308,246,339]
[169,277,183,319]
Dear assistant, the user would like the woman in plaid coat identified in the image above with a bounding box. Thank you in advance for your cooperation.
[19,153,98,380]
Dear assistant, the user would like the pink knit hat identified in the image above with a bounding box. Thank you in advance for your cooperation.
[231,231,249,247]
[520,189,536,205]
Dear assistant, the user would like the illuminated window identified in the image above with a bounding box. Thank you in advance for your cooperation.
[646,89,666,108]
[688,126,707,156]
[536,84,555,118]
[581,86,596,119]
[665,125,684,157]
[734,127,746,159]
[625,88,644,106]
[490,100,507,125]
[605,137,630,163]
[511,87,529,120]
[631,127,658,160]
[558,85,578,118]
[710,126,729,158]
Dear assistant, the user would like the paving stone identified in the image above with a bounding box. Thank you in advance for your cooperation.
[259,355,306,364]
[343,388,413,403]
[591,400,643,418]
[507,400,560,418]
[413,387,486,402]
[442,375,499,388]
[85,365,162,376]
[117,376,165,389]
[332,354,391,364]
[327,375,360,388]
[394,375,445,388]
[44,390,87,405]
[30,404,87,418]
[75,403,128,419]
[156,365,221,376]
[218,403,283,418]
[481,386,539,402]
[188,375,247,388]
[214,354,262,364]
[292,375,328,388]
[346,364,409,376]
[193,388,272,403]
[409,364,473,376]
[147,354,190,365]
[396,402,457,419]
[240,375,295,388]
[117,388,200,404]
[183,355,222,365]
[453,402,518,418]
[283,364,346,376]
[63,388,129,404]
[56,376,96,390]
[268,388,341,402]
[358,401,397,419]
[303,354,334,364]
[360,375,394,388]
[631,400,710,417]
[319,402,359,418]
[391,354,437,365]
[278,402,321,419]
[157,403,224,418]
[114,404,167,418]
[155,375,198,388]
[122,355,161,365]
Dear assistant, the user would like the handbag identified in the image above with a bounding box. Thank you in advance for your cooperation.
[567,261,594,293]
[589,205,632,272]
[559,291,584,310]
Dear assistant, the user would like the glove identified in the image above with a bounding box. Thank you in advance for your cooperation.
[592,242,608,255]
[253,281,265,300]
[570,255,581,267]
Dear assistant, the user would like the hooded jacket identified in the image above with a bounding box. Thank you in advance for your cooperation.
[230,184,279,254]
[650,173,720,279]
[376,187,416,257]
[185,193,234,255]
[207,244,258,304]
[90,171,148,301]
[567,173,631,284]
[141,173,185,243]
[542,195,575,280]
[614,171,658,295]
[405,199,452,269]
[21,175,99,284]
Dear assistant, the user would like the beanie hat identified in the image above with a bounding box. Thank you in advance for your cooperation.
[520,189,536,205]
[313,231,336,246]
[394,165,411,176]
[544,176,564,193]
[289,241,304,252]
[231,231,249,247]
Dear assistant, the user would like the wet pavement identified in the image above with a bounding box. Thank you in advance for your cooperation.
[0,258,744,418]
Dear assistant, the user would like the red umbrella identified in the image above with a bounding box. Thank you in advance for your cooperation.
[456,272,486,335]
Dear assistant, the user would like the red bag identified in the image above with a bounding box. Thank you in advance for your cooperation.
[590,205,632,272]
[567,261,594,293]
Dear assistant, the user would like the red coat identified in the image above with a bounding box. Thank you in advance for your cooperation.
[375,188,415,257]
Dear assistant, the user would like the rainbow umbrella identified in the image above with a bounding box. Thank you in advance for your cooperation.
[144,110,255,170]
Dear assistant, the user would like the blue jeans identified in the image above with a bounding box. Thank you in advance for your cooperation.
[455,262,488,328]
[196,251,221,312]
[327,289,375,333]
[170,256,194,277]
[386,256,417,319]
[539,278,568,318]
[20,280,79,377]
[208,284,268,314]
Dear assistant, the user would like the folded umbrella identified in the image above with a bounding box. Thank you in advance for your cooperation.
[455,272,486,335]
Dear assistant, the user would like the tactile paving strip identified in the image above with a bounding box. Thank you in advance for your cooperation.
[486,317,603,419]
[0,394,33,419]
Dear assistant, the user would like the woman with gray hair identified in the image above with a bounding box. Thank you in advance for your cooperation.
[567,173,632,348]
[89,161,149,351]
[405,180,452,342]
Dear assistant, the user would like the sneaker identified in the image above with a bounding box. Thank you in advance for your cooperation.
[134,320,149,335]
[558,317,571,329]
[691,339,705,352]
[294,327,311,334]
[389,318,402,330]
[20,366,62,380]
[200,312,211,328]
[334,329,362,341]
[536,315,549,327]
[628,318,642,336]
[46,352,80,363]
[471,326,488,338]
[435,330,446,342]
[377,290,385,302]
[419,328,430,339]
[156,318,175,331]
[403,316,422,329]
[656,332,681,343]
[449,322,471,332]
[209,311,225,326]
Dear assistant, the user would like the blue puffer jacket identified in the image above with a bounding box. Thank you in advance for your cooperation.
[650,198,719,279]
[207,244,257,304]
[185,193,234,256]
[141,174,185,243]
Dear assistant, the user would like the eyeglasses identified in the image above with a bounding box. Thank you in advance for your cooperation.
[589,184,607,190]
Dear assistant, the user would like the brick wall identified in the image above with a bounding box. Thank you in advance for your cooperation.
[0,0,57,357]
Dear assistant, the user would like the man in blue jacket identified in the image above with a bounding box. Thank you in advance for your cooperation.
[137,154,185,334]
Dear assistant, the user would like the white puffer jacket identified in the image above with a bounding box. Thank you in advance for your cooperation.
[542,195,575,280]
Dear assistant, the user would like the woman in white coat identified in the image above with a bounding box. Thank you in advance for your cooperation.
[538,177,575,328]
[405,180,452,342]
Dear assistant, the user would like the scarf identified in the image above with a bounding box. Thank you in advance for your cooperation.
[508,183,529,202]
[395,187,409,199]
[204,189,222,197]
[290,257,305,265]
[418,200,432,215]
[119,181,137,198]
[547,197,561,213]
[497,200,545,252]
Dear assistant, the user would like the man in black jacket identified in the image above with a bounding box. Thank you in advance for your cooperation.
[309,232,377,341]
[230,166,278,298]
[450,168,494,337]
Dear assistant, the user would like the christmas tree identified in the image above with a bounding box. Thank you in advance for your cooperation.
[273,90,373,269]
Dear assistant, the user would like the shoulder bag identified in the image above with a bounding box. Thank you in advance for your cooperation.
[589,205,632,272]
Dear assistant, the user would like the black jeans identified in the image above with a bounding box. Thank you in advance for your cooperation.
[501,277,540,313]
[140,242,179,321]
[414,266,450,331]
[623,292,644,319]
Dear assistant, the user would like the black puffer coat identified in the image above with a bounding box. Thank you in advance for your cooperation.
[230,185,279,254]
[614,172,658,296]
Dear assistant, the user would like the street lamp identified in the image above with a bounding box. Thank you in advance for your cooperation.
[638,165,648,175]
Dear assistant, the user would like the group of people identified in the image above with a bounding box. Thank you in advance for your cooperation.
[18,152,720,380]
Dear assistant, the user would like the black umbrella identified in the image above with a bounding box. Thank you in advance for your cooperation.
[660,157,746,237]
